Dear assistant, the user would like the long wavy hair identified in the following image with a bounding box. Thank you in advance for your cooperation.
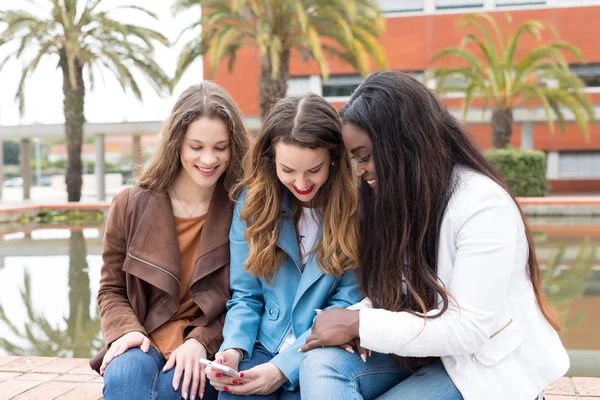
[340,71,561,331]
[236,93,359,283]
[136,82,249,199]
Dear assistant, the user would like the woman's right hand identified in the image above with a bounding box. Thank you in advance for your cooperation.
[99,331,151,375]
[206,349,243,391]
[340,338,372,362]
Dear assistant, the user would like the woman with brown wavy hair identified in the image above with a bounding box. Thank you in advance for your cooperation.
[91,81,249,400]
[299,71,569,400]
[205,93,363,399]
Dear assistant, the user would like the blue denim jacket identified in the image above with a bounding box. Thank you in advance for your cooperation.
[220,190,363,390]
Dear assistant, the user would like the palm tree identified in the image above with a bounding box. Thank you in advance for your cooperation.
[0,230,102,358]
[0,1,171,201]
[430,13,594,148]
[174,0,388,118]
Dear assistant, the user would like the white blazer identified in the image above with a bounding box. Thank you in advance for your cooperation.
[355,166,569,400]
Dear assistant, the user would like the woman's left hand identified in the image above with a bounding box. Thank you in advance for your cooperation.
[300,308,360,352]
[219,362,287,395]
[163,339,208,400]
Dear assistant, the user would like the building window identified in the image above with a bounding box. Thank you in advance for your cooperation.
[322,75,363,98]
[569,63,600,87]
[558,152,600,178]
[496,0,545,6]
[435,0,483,9]
[377,0,424,13]
[286,77,312,96]
[405,70,425,82]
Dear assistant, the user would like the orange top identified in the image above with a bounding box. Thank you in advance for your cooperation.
[149,214,206,359]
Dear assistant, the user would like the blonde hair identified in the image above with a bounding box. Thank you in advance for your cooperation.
[235,93,359,283]
[136,82,249,199]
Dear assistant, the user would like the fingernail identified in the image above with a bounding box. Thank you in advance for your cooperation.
[182,393,187,400]
[233,379,238,384]
[217,359,223,364]
[216,372,221,377]
[345,347,355,354]
[162,366,166,372]
[361,354,367,363]
[200,393,204,400]
[224,386,230,392]
[239,372,244,378]
[297,348,302,352]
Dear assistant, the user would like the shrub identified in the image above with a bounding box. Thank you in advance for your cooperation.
[485,148,549,197]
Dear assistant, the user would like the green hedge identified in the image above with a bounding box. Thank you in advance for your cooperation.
[484,148,549,197]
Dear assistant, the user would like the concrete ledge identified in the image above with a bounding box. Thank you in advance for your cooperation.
[0,356,598,399]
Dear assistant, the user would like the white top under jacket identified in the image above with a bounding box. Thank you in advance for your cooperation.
[353,166,569,400]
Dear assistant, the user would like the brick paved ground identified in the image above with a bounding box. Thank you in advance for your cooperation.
[0,356,599,399]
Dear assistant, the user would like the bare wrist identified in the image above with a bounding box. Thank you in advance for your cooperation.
[186,338,207,354]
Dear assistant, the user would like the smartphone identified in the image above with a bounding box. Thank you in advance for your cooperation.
[199,358,240,378]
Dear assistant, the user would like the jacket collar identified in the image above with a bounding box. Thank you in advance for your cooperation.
[190,182,233,286]
[276,190,301,265]
[127,181,232,300]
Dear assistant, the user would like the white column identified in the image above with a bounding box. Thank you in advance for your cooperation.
[546,151,560,180]
[20,138,31,200]
[520,121,533,150]
[309,75,323,96]
[0,139,3,201]
[483,0,495,10]
[132,134,142,178]
[95,133,105,201]
[424,0,436,13]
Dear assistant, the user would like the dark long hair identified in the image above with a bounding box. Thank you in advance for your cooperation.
[340,71,560,331]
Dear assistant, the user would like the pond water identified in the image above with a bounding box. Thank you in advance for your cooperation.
[0,217,598,376]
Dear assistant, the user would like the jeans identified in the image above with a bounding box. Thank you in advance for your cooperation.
[103,346,218,400]
[218,343,300,400]
[300,347,463,400]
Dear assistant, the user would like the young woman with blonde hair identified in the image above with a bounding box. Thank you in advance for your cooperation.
[90,82,249,400]
[206,93,363,399]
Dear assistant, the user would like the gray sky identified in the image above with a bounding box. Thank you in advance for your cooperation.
[0,0,203,127]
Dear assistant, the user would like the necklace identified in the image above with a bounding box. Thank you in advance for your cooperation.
[171,186,202,218]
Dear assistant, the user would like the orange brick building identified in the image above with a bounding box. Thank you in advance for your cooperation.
[206,0,600,194]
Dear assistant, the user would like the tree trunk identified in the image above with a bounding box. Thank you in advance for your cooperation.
[491,107,513,149]
[60,49,85,202]
[67,229,91,357]
[259,49,290,120]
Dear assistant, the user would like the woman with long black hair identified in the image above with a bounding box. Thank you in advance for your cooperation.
[299,71,568,400]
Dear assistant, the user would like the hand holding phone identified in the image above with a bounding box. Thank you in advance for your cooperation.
[199,358,240,378]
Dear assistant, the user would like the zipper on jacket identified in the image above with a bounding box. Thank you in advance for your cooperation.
[471,318,514,362]
[489,318,513,340]
[278,244,303,274]
[127,253,180,284]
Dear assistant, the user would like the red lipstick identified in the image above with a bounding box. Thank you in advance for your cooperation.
[293,184,315,195]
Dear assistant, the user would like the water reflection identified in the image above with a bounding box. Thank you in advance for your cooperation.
[0,229,102,358]
[542,239,597,330]
[0,222,598,363]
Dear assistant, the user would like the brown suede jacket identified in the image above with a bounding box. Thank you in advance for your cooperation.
[89,183,233,373]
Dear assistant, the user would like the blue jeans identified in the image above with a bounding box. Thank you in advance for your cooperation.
[218,343,300,400]
[103,347,218,400]
[300,347,463,400]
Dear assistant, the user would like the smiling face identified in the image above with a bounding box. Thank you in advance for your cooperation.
[341,123,377,190]
[274,142,331,205]
[179,116,231,189]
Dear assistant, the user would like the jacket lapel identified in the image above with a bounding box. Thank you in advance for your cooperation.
[292,226,325,308]
[190,182,233,286]
[276,191,302,270]
[125,191,180,300]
